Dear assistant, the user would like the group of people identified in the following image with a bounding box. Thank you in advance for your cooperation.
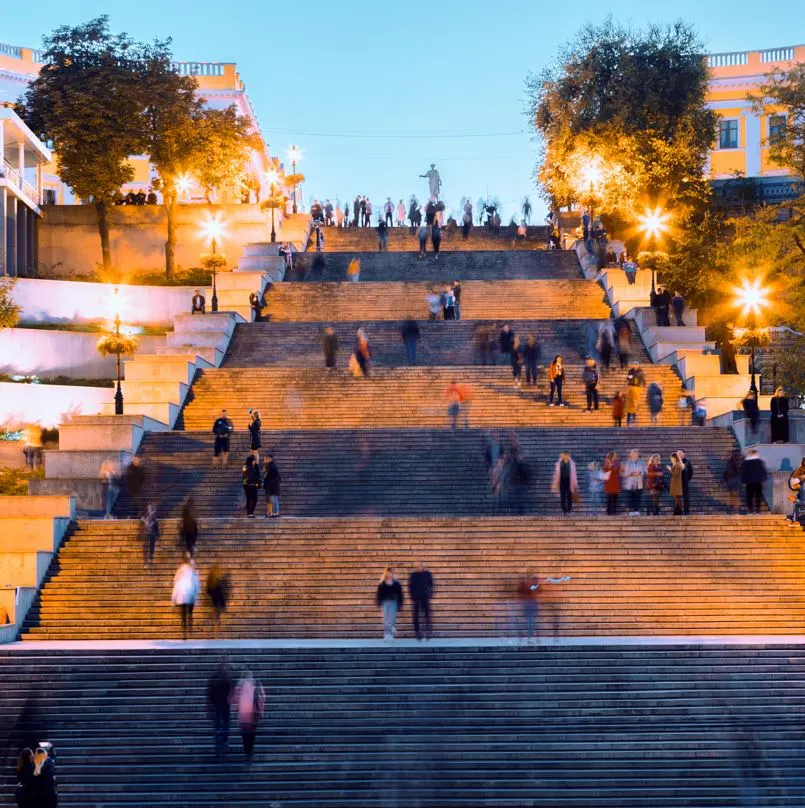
[113,187,157,206]
[14,745,57,808]
[376,563,434,641]
[206,661,266,761]
[552,448,694,516]
[741,387,792,443]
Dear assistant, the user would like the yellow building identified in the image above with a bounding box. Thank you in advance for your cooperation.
[0,42,273,205]
[706,44,805,202]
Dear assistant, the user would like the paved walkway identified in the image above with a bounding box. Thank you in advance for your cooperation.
[5,635,805,652]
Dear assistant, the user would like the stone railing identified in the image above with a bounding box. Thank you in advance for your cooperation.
[761,47,795,63]
[0,42,22,58]
[172,61,226,77]
[707,51,748,68]
[1,160,39,204]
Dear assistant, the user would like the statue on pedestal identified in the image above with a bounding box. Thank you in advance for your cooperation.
[420,164,442,200]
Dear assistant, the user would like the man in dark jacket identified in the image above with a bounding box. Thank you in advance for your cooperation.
[212,410,234,467]
[408,561,434,641]
[581,357,600,412]
[207,660,233,755]
[499,324,515,365]
[401,319,421,365]
[322,327,339,369]
[191,290,206,314]
[678,449,694,515]
[263,454,281,518]
[651,285,672,327]
[741,448,767,514]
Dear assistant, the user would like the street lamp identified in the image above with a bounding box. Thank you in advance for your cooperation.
[176,173,193,202]
[734,278,770,395]
[580,160,603,221]
[111,290,124,414]
[637,206,671,293]
[287,145,302,214]
[200,214,227,312]
[264,169,280,242]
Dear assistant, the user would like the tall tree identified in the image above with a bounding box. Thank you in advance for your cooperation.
[191,107,261,203]
[22,17,146,273]
[526,17,718,298]
[139,42,204,279]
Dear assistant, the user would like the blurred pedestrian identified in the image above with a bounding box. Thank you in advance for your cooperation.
[418,223,429,258]
[597,322,614,371]
[212,409,234,468]
[31,747,57,808]
[499,324,515,365]
[426,292,441,320]
[618,324,631,369]
[786,458,805,527]
[724,449,744,514]
[603,451,621,515]
[442,285,456,320]
[742,448,767,514]
[431,219,442,259]
[172,552,200,639]
[354,327,371,377]
[231,671,265,762]
[401,319,420,365]
[625,383,641,427]
[247,409,262,463]
[452,280,462,320]
[347,256,361,282]
[668,453,684,515]
[445,381,462,430]
[242,455,261,517]
[377,567,404,641]
[582,357,599,412]
[679,449,694,515]
[741,390,760,434]
[612,391,625,427]
[647,381,664,425]
[587,461,604,512]
[671,290,686,326]
[180,497,198,555]
[647,454,664,515]
[99,460,119,519]
[207,660,233,756]
[548,355,565,406]
[376,216,388,251]
[263,454,281,518]
[322,327,339,369]
[623,449,646,515]
[524,333,541,386]
[551,451,578,515]
[141,502,159,568]
[516,570,570,642]
[124,456,146,517]
[397,199,406,227]
[408,561,434,641]
[511,337,524,389]
[206,565,231,634]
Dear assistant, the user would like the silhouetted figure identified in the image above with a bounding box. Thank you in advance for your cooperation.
[231,671,265,762]
[180,497,198,555]
[401,319,420,365]
[207,660,233,755]
[408,561,434,641]
[206,567,231,634]
[171,553,200,639]
[742,448,767,514]
[322,327,339,369]
[191,290,206,314]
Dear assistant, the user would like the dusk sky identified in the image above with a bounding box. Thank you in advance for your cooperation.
[4,2,803,220]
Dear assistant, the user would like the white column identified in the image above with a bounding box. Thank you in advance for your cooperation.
[37,164,43,203]
[0,188,6,276]
[744,110,762,178]
[0,120,4,167]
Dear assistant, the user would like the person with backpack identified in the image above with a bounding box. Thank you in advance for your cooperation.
[647,382,664,425]
[241,455,261,517]
[263,454,281,518]
[211,410,234,468]
[582,357,600,412]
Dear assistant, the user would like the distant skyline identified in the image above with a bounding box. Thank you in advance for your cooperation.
[3,2,803,220]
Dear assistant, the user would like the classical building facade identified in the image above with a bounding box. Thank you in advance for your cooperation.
[706,44,805,203]
[0,107,51,275]
[0,41,273,206]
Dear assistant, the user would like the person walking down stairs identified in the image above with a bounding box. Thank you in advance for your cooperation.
[377,217,388,251]
[582,357,600,412]
[172,553,200,640]
[242,456,261,518]
[551,451,578,515]
[206,566,230,635]
[603,451,621,515]
[212,410,234,468]
[418,223,429,258]
[322,327,339,369]
[524,333,541,386]
[408,561,434,641]
[263,454,281,518]
[180,497,199,556]
[401,319,420,365]
[141,502,159,568]
[347,256,361,282]
[742,448,768,515]
[206,660,233,756]
[431,219,442,259]
[377,567,404,641]
[352,328,372,377]
[231,671,265,763]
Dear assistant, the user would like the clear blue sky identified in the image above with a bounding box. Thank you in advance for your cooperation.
[4,2,803,220]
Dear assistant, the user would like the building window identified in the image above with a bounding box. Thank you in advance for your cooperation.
[769,115,787,144]
[719,119,739,149]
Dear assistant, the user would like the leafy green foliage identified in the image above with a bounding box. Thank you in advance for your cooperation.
[0,277,21,328]
[96,332,139,357]
[775,337,805,394]
[22,17,147,272]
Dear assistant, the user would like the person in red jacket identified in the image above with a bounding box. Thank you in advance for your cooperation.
[603,451,621,515]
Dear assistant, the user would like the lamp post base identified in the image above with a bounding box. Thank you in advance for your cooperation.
[211,271,219,313]
[114,383,124,416]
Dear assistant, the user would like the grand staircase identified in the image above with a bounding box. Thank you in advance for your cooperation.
[2,235,797,806]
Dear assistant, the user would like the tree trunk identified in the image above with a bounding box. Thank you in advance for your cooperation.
[95,200,112,274]
[164,188,176,280]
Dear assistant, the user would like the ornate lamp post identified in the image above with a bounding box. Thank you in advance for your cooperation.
[637,206,671,294]
[200,215,227,313]
[734,279,770,395]
[97,288,138,415]
[262,169,285,243]
[287,145,302,214]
